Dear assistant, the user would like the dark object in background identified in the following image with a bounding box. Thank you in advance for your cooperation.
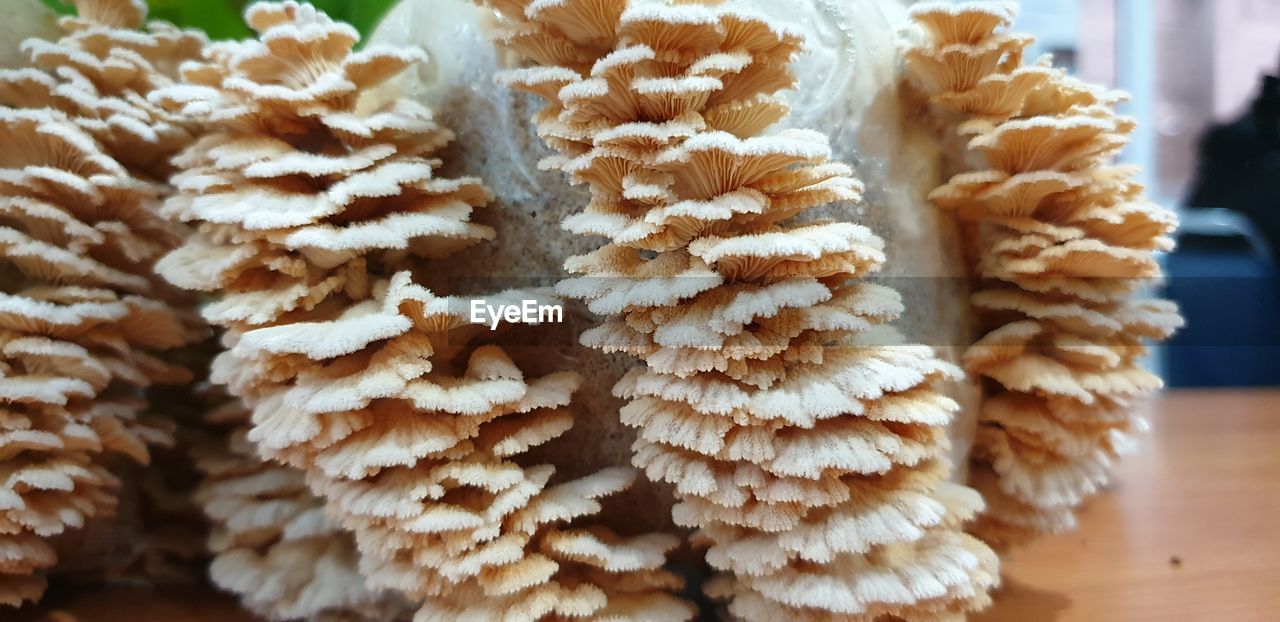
[1185,74,1280,254]
[1164,241,1280,387]
[1170,72,1280,387]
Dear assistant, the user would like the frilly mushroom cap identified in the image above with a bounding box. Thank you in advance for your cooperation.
[904,34,1034,101]
[930,65,1055,119]
[906,1,1183,548]
[63,0,146,31]
[489,0,998,618]
[909,1,1018,47]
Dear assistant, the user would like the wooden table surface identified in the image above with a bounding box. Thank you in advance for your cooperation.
[19,389,1280,622]
[975,388,1280,622]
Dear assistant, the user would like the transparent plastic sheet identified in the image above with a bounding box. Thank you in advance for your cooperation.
[368,0,979,500]
[370,0,548,200]
[2,1,60,68]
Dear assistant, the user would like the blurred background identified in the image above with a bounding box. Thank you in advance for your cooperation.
[1016,0,1280,388]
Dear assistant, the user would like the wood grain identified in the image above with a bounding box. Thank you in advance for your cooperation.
[16,389,1280,621]
[978,389,1280,622]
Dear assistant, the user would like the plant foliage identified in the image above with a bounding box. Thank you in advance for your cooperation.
[38,0,399,42]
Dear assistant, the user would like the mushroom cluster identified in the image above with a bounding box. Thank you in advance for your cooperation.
[0,0,205,604]
[487,0,999,619]
[154,2,691,619]
[905,1,1182,546]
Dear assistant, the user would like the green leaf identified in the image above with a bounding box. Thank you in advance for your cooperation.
[303,0,345,20]
[345,0,400,44]
[149,0,252,40]
[38,0,75,15]
[34,0,400,43]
